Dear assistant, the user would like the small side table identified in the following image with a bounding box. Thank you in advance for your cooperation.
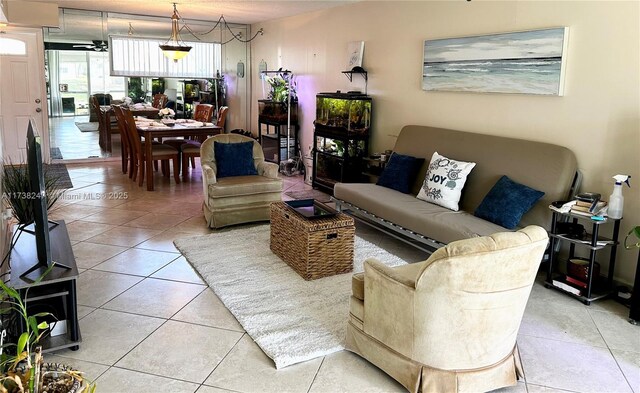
[10,221,81,352]
[545,211,621,305]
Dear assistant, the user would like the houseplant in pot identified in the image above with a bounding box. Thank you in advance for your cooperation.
[0,267,95,393]
[258,71,298,124]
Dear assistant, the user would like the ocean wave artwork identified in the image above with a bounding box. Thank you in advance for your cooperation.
[422,28,568,95]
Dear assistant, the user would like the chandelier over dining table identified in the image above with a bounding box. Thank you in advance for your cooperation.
[160,3,264,62]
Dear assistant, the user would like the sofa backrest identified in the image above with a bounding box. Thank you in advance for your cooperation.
[394,125,578,228]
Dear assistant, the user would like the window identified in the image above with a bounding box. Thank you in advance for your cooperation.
[110,36,221,78]
[89,52,125,98]
[0,37,26,55]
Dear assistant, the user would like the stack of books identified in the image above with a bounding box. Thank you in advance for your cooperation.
[571,200,608,217]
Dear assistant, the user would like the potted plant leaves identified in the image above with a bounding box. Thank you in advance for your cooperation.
[0,267,95,393]
[258,70,298,124]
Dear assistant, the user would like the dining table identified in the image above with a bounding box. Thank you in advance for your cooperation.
[136,119,222,191]
[99,104,160,152]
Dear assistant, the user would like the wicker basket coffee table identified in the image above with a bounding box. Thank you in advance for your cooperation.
[270,201,355,280]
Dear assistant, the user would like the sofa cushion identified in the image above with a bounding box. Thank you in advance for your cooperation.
[474,175,545,230]
[214,141,258,178]
[208,175,282,198]
[376,153,424,194]
[335,183,506,244]
[417,152,476,211]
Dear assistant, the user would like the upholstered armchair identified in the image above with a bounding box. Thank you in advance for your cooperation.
[346,226,548,393]
[201,134,283,228]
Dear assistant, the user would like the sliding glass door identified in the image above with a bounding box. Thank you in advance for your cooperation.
[47,50,125,117]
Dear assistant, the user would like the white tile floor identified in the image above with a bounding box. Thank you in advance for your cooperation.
[43,161,638,393]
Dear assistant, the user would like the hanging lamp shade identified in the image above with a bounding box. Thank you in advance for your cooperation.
[160,3,192,62]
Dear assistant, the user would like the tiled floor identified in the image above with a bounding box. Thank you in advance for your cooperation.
[41,161,638,393]
[49,115,121,160]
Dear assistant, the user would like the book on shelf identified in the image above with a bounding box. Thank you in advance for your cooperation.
[565,275,588,289]
[571,200,608,216]
[552,279,582,296]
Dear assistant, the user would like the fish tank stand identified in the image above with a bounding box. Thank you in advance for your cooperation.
[312,92,372,193]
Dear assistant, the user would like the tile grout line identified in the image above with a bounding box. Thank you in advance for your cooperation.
[586,307,637,393]
[306,356,326,393]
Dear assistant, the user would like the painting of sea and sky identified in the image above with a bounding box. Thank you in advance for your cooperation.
[422,28,568,95]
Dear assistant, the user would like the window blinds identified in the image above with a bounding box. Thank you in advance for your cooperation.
[109,36,221,78]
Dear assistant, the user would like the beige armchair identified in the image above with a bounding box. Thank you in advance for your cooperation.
[346,226,548,393]
[201,134,283,228]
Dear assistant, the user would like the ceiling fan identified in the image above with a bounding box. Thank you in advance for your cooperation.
[72,40,108,52]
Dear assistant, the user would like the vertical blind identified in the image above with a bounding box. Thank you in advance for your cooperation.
[109,36,221,78]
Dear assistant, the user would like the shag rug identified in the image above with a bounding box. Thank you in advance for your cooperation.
[174,224,408,369]
[284,189,332,203]
[74,122,99,132]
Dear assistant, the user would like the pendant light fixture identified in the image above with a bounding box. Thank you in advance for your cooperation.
[160,3,192,62]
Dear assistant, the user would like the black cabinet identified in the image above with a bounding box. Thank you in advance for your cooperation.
[545,211,621,305]
[312,92,371,193]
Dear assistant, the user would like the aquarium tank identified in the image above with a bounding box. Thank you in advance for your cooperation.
[315,92,371,136]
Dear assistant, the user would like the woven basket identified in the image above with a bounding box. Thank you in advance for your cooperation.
[270,202,355,280]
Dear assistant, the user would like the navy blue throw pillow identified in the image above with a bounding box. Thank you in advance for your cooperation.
[474,175,545,229]
[214,141,258,178]
[376,153,425,194]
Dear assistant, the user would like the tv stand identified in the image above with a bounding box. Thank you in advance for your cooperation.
[10,220,81,352]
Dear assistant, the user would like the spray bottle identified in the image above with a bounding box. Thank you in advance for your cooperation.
[608,174,631,219]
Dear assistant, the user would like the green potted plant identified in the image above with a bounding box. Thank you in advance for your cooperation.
[0,267,96,392]
[258,71,298,124]
[625,226,640,324]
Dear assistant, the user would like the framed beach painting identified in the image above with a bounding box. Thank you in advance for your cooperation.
[422,27,569,95]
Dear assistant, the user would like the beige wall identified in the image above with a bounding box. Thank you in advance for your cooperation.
[251,1,640,285]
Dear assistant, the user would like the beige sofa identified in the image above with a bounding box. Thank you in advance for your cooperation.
[201,134,283,228]
[334,125,578,249]
[347,225,549,393]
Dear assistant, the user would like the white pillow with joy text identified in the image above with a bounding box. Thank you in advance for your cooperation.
[416,152,476,211]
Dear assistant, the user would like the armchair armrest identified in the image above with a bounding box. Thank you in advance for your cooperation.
[202,163,217,185]
[363,258,418,357]
[257,161,279,179]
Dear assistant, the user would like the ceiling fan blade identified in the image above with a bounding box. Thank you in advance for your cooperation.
[73,44,95,48]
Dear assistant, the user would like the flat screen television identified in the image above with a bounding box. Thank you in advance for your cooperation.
[20,122,70,279]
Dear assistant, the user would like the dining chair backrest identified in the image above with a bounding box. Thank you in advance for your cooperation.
[152,94,168,109]
[194,104,214,122]
[90,96,102,121]
[119,107,143,158]
[216,106,229,129]
[112,106,130,152]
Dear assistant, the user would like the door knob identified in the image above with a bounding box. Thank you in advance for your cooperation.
[35,98,41,104]
[35,108,42,113]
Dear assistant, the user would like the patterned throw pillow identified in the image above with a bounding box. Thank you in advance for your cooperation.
[416,152,476,211]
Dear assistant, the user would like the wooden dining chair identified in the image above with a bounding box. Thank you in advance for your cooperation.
[152,94,168,109]
[120,107,180,187]
[181,105,225,177]
[112,105,132,175]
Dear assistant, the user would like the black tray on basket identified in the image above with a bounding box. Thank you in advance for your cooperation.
[285,199,336,219]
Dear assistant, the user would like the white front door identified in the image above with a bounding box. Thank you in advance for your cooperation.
[0,27,49,163]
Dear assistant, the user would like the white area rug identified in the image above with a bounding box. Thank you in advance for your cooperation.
[174,225,408,369]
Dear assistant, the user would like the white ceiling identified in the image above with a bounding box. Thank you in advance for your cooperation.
[37,0,358,25]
